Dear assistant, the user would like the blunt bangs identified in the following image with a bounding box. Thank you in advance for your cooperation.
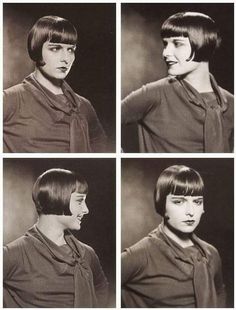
[32,168,88,216]
[169,169,204,197]
[154,165,204,216]
[28,15,77,65]
[161,12,221,62]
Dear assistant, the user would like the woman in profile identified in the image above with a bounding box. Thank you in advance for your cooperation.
[122,12,234,153]
[4,16,106,153]
[4,168,108,307]
[122,165,225,307]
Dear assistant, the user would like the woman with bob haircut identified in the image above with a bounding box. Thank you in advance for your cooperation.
[3,168,109,308]
[4,15,107,153]
[122,165,226,308]
[122,12,234,153]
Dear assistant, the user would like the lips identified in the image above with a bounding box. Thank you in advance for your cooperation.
[165,60,178,66]
[183,220,195,225]
[57,67,68,72]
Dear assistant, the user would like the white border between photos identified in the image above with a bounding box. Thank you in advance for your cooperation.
[1,0,235,309]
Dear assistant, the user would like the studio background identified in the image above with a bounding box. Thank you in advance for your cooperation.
[121,158,234,307]
[4,3,116,152]
[121,3,234,152]
[4,158,116,307]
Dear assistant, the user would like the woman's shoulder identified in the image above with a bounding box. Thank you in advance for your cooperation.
[4,235,31,255]
[193,235,220,257]
[219,87,234,103]
[4,82,26,97]
[143,76,177,91]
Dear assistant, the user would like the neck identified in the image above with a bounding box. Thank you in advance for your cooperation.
[183,62,213,93]
[162,222,194,248]
[34,68,63,95]
[36,215,66,246]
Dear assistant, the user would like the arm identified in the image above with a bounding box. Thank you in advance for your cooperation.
[121,243,147,286]
[3,88,20,123]
[121,84,160,125]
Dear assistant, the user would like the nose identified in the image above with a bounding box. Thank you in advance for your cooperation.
[60,49,70,64]
[162,43,173,58]
[185,201,194,217]
[82,201,89,215]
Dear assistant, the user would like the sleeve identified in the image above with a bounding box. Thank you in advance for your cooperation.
[89,248,109,307]
[3,245,18,280]
[121,83,160,125]
[121,242,148,286]
[3,88,20,123]
[82,99,108,152]
[214,249,226,307]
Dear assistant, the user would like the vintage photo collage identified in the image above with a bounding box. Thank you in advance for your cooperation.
[2,1,234,308]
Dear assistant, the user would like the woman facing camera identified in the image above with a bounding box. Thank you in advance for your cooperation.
[122,165,225,307]
[4,168,108,308]
[122,12,234,153]
[4,16,107,153]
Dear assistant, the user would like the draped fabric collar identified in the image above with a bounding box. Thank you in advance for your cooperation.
[25,225,98,307]
[23,73,92,152]
[173,74,229,152]
[150,223,219,307]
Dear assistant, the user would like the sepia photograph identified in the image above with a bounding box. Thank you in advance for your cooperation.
[121,158,234,307]
[3,158,116,307]
[121,3,234,153]
[3,3,116,153]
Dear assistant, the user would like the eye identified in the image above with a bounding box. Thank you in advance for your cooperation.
[68,47,76,53]
[50,46,60,52]
[162,40,168,48]
[172,199,184,205]
[174,41,184,48]
[194,199,203,206]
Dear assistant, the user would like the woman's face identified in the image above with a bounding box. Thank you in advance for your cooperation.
[40,41,76,80]
[164,194,204,234]
[59,192,88,230]
[162,36,200,76]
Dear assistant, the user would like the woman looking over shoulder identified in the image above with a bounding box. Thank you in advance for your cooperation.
[122,165,226,307]
[4,16,107,153]
[122,12,234,153]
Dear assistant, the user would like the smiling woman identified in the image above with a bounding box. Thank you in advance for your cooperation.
[121,10,234,153]
[3,15,107,153]
[4,168,109,308]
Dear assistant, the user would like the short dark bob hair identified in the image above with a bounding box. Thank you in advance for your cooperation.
[160,12,221,62]
[28,15,78,66]
[32,168,88,216]
[154,165,204,216]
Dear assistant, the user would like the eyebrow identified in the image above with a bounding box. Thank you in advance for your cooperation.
[170,195,203,199]
[47,43,76,48]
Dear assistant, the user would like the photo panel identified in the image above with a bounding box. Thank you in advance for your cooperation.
[3,158,116,307]
[121,158,234,307]
[3,3,116,152]
[121,3,234,153]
